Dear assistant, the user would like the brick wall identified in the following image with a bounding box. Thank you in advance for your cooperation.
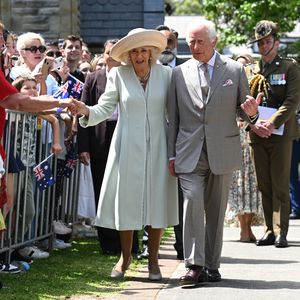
[0,0,164,53]
[80,0,164,52]
[0,0,79,41]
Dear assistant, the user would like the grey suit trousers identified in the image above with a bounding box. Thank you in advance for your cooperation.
[178,142,232,269]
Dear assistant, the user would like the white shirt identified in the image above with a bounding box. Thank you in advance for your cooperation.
[197,50,217,80]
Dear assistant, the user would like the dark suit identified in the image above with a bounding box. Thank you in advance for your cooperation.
[78,69,108,205]
[172,56,186,258]
[141,56,187,258]
[175,57,187,66]
[249,56,300,237]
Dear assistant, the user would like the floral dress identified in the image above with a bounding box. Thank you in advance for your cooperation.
[226,122,262,222]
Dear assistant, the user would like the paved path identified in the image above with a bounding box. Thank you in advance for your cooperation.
[106,220,300,300]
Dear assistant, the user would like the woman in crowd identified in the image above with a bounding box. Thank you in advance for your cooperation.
[227,54,262,242]
[90,54,105,71]
[10,32,59,95]
[73,28,178,281]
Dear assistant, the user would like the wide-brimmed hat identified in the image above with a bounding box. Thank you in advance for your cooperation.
[249,20,278,44]
[110,28,167,63]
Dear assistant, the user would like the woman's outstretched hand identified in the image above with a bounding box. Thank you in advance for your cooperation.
[68,98,90,116]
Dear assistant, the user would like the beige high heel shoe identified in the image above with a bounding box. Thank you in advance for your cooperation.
[110,256,132,278]
[148,264,162,281]
[148,270,162,281]
[111,266,125,278]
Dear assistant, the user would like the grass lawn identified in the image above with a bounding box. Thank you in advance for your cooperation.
[0,227,173,299]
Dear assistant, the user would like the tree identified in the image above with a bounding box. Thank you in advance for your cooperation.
[167,0,300,52]
[166,0,204,15]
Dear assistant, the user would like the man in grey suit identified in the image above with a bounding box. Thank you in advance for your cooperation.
[167,18,261,287]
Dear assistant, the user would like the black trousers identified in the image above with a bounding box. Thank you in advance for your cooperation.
[173,180,184,254]
[97,227,139,254]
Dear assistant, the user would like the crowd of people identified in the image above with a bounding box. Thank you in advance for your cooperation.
[0,15,300,290]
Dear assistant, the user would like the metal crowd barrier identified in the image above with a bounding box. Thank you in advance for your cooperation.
[0,110,80,262]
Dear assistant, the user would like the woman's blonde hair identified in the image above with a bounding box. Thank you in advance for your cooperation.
[90,54,105,71]
[119,46,161,66]
[16,32,45,53]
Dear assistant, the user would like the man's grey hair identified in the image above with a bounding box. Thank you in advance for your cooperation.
[186,19,217,43]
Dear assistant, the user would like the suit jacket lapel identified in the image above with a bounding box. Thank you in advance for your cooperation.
[207,53,226,102]
[181,59,204,108]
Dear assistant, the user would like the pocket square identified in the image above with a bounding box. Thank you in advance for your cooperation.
[222,79,233,86]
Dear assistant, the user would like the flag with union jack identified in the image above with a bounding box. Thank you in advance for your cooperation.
[52,80,69,99]
[64,140,78,178]
[33,158,55,191]
[53,74,84,100]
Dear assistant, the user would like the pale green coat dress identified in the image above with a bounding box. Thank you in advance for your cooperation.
[79,64,178,230]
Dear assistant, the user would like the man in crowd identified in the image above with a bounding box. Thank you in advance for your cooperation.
[62,35,85,83]
[156,25,186,68]
[138,25,186,260]
[248,20,300,248]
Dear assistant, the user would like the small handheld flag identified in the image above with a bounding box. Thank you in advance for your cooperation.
[64,140,77,178]
[53,73,84,100]
[33,154,55,191]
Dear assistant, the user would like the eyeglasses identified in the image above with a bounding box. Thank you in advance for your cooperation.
[46,51,62,57]
[23,45,47,53]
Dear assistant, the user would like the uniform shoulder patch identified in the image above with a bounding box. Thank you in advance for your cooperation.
[282,57,299,65]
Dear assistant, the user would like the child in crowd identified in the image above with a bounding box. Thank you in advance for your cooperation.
[11,75,62,260]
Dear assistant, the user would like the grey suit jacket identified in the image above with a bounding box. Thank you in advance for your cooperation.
[167,52,250,175]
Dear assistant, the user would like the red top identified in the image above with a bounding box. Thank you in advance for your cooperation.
[0,70,18,158]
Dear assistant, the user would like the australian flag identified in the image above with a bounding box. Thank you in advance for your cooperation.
[33,160,55,191]
[64,140,77,178]
[53,74,84,100]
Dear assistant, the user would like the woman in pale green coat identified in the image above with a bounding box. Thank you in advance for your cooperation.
[75,29,178,281]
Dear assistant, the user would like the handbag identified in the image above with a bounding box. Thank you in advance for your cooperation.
[77,164,96,218]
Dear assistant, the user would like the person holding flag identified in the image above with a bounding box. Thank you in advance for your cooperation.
[33,154,55,191]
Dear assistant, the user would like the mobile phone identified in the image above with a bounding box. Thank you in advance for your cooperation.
[53,56,64,69]
[41,58,52,78]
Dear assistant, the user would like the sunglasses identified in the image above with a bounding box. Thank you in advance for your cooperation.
[46,51,62,57]
[23,45,47,53]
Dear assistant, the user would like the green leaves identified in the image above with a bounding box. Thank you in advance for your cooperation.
[167,0,300,53]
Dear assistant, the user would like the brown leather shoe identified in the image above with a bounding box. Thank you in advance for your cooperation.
[179,265,207,287]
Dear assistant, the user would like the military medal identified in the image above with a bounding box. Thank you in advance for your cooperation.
[270,73,286,85]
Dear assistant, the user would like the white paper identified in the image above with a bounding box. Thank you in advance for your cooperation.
[258,106,284,135]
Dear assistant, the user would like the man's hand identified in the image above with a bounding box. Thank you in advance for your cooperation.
[168,159,176,177]
[79,152,90,165]
[241,92,263,117]
[249,120,273,138]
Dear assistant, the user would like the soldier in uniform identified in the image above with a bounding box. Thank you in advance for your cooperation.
[248,20,300,247]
